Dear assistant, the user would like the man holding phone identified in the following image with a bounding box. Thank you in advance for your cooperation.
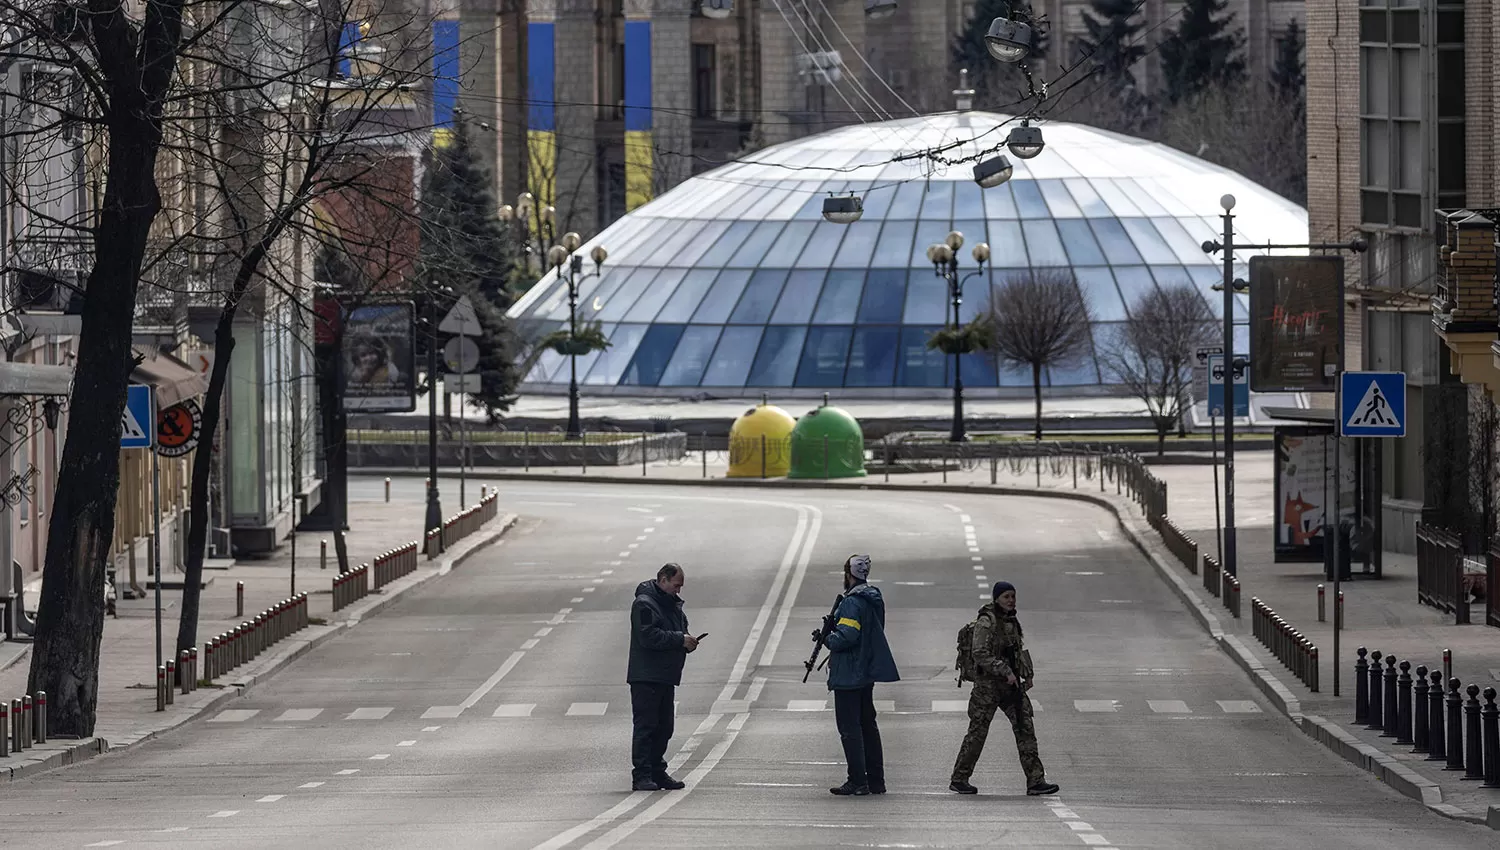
[627,563,700,791]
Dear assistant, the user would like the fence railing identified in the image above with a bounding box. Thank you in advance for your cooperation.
[1416,523,1469,624]
[197,594,310,704]
[338,490,503,609]
[1159,517,1197,572]
[1354,647,1499,787]
[1251,597,1318,692]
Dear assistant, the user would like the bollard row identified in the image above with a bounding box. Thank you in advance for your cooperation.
[173,593,311,706]
[372,541,420,591]
[1221,572,1242,619]
[1251,597,1319,692]
[1202,553,1222,597]
[1354,647,1500,788]
[0,690,46,757]
[332,564,371,611]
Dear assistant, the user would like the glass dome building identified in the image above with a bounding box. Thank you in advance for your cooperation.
[507,111,1308,398]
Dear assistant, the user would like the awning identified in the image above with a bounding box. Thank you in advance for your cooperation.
[0,362,73,397]
[1264,406,1336,424]
[132,346,208,408]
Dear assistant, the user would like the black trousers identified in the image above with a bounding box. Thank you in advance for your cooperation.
[630,682,675,782]
[833,685,884,787]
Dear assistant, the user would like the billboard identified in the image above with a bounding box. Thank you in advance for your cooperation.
[343,303,415,412]
[1273,427,1357,562]
[1248,256,1344,393]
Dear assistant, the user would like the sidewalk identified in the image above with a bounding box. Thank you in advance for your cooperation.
[358,451,1500,828]
[0,498,515,781]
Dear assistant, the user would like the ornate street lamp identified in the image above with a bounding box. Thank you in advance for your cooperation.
[551,237,608,439]
[928,232,991,443]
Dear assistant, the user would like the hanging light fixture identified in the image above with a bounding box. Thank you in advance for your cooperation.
[973,154,1014,189]
[984,16,1033,63]
[822,194,864,224]
[1006,122,1045,159]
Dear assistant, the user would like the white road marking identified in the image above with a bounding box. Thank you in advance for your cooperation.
[421,726,441,732]
[618,551,632,558]
[567,702,609,716]
[636,536,648,541]
[274,708,323,722]
[85,842,124,847]
[1074,700,1121,713]
[535,627,553,637]
[969,547,980,553]
[932,700,968,712]
[369,754,390,760]
[978,594,989,600]
[1079,836,1109,846]
[157,828,190,833]
[758,510,821,668]
[456,651,528,713]
[600,570,613,575]
[627,543,640,549]
[1066,572,1105,576]
[971,555,982,561]
[560,607,573,614]
[973,566,984,571]
[959,514,971,523]
[398,740,416,747]
[571,597,584,603]
[1149,700,1192,714]
[892,581,933,586]
[422,706,463,719]
[346,707,392,721]
[208,709,259,723]
[609,560,622,566]
[627,507,652,514]
[592,578,605,584]
[942,504,963,513]
[786,700,827,711]
[874,700,895,713]
[494,703,536,717]
[521,639,540,650]
[336,769,360,775]
[1096,530,1111,541]
[257,795,284,803]
[1218,700,1262,713]
[583,587,596,593]
[654,516,665,523]
[300,782,325,789]
[1067,822,1093,831]
[208,811,238,818]
[1053,809,1080,819]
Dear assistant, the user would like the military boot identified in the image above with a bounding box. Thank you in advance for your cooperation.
[1026,781,1060,796]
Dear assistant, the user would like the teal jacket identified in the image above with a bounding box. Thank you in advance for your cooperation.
[823,583,900,690]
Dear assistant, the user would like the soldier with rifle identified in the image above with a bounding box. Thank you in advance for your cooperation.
[948,580,1059,796]
[811,554,900,797]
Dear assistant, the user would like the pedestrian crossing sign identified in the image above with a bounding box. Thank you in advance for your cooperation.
[121,384,155,449]
[1340,371,1405,437]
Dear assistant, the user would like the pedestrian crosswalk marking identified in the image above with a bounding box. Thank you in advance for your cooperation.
[567,702,608,716]
[274,708,322,722]
[208,709,259,723]
[346,707,393,721]
[874,700,896,713]
[1074,700,1120,713]
[932,700,968,712]
[786,700,828,711]
[1148,700,1191,714]
[422,706,463,719]
[1216,700,1261,713]
[493,703,536,717]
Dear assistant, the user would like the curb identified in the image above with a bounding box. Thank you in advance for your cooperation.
[405,471,1500,830]
[0,514,516,783]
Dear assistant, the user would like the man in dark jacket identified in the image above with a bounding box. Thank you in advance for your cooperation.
[823,554,900,796]
[627,563,698,791]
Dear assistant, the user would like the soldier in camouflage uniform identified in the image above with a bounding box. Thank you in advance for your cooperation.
[949,581,1059,796]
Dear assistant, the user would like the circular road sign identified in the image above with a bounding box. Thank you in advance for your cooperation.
[443,336,481,373]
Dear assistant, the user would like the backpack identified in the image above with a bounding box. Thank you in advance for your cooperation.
[955,618,981,686]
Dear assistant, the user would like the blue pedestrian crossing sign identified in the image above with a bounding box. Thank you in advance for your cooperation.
[121,384,155,449]
[1340,371,1406,437]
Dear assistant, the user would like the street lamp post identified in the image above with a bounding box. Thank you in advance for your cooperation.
[424,280,444,535]
[928,231,991,443]
[549,235,607,440]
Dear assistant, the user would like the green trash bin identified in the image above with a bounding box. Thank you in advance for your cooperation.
[788,401,867,479]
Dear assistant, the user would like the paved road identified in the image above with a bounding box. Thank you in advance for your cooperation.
[0,482,1491,849]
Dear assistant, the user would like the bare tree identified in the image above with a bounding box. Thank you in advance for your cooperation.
[1099,284,1217,456]
[985,269,1095,441]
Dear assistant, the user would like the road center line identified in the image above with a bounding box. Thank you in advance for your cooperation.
[457,651,527,712]
[758,510,824,667]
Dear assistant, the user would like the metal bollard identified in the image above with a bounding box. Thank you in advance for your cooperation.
[1309,644,1319,692]
[321,539,328,570]
[1382,655,1399,737]
[385,477,391,502]
[34,690,45,744]
[1396,661,1413,744]
[1367,651,1384,729]
[1335,591,1344,629]
[165,659,176,705]
[1464,684,1485,780]
[1447,679,1466,771]
[1428,670,1447,762]
[205,641,215,684]
[1483,687,1500,788]
[0,700,8,757]
[236,581,244,619]
[20,696,31,748]
[1443,648,1452,682]
[10,699,21,750]
[1413,666,1430,753]
[157,664,166,711]
[1354,647,1369,724]
[179,650,189,694]
[1317,584,1325,622]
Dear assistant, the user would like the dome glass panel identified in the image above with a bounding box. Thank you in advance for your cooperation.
[508,111,1309,396]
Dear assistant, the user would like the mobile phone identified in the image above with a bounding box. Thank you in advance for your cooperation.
[696,633,708,640]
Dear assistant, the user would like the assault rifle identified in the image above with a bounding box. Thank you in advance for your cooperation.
[803,594,845,683]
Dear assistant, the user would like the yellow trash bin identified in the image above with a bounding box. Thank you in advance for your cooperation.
[727,398,795,478]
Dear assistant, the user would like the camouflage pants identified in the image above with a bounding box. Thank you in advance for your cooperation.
[950,680,1046,786]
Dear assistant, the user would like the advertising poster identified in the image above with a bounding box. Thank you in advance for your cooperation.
[1274,426,1357,562]
[1249,256,1343,393]
[343,303,415,412]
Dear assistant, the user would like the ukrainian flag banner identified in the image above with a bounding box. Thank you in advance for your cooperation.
[623,19,653,211]
[527,21,557,214]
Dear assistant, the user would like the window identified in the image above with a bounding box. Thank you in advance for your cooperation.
[693,44,717,118]
[1358,0,1464,229]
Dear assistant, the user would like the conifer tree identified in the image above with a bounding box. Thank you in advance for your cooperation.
[1076,0,1146,91]
[1157,0,1246,103]
[1270,20,1306,107]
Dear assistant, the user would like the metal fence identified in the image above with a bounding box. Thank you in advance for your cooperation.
[1252,597,1318,692]
[1416,523,1469,625]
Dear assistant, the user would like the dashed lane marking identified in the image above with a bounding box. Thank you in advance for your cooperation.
[932,700,968,712]
[257,795,284,803]
[422,726,441,732]
[494,703,536,717]
[299,782,325,789]
[398,740,416,747]
[943,504,963,513]
[336,769,360,775]
[571,597,584,603]
[521,639,540,650]
[535,627,553,637]
[369,754,390,760]
[583,587,596,593]
[643,527,655,533]
[208,709,258,723]
[787,700,828,712]
[959,514,971,523]
[421,706,463,719]
[84,842,124,847]
[1067,822,1094,831]
[346,707,392,721]
[1148,700,1192,714]
[1074,700,1121,713]
[592,578,605,584]
[567,702,609,716]
[208,811,238,818]
[874,700,895,713]
[274,709,323,722]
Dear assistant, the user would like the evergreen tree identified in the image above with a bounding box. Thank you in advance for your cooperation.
[417,118,524,419]
[1157,0,1246,103]
[1270,20,1306,106]
[952,1,1048,107]
[1075,0,1146,91]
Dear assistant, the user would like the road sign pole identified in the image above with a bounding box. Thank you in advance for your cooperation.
[1333,336,1344,698]
[1220,201,1237,579]
[1212,410,1223,567]
[149,389,163,676]
[459,327,467,508]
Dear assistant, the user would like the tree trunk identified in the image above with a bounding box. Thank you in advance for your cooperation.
[176,317,235,658]
[1157,429,1168,457]
[1031,361,1043,442]
[26,116,165,737]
